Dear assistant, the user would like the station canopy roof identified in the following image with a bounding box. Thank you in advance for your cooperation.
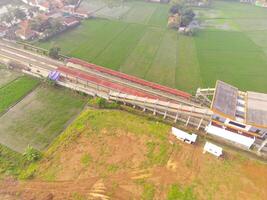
[211,80,238,118]
[211,80,267,128]
[246,91,267,128]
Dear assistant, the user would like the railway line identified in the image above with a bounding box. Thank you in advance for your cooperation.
[0,40,211,129]
[1,40,267,154]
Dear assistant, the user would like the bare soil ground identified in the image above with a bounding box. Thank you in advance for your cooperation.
[1,110,267,200]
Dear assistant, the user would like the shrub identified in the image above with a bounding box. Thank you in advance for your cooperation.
[23,145,42,162]
[88,97,119,109]
[19,163,38,180]
[167,184,196,200]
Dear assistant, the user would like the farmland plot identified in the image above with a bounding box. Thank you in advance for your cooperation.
[147,5,169,28]
[94,5,130,19]
[93,23,146,70]
[0,76,39,114]
[120,27,164,78]
[38,20,128,62]
[176,35,202,93]
[0,68,22,87]
[78,0,106,14]
[195,30,267,92]
[37,0,267,93]
[0,85,85,153]
[145,31,177,87]
[122,2,157,24]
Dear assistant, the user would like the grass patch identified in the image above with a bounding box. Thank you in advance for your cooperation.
[167,184,196,200]
[81,153,92,167]
[107,164,119,173]
[71,192,86,200]
[0,76,39,114]
[141,182,155,200]
[145,141,169,166]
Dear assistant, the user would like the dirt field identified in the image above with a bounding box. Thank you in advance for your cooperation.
[1,109,266,200]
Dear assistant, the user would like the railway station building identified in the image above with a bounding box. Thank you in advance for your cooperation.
[206,80,267,148]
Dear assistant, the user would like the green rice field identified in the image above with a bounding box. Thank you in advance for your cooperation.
[37,0,267,93]
[0,76,39,114]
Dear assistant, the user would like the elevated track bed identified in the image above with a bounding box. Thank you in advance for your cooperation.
[67,58,192,100]
[58,66,163,100]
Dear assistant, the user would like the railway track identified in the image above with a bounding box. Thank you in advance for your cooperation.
[0,40,210,129]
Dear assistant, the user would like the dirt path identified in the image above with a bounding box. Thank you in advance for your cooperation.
[0,172,139,200]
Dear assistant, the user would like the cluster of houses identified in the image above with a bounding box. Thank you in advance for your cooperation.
[0,0,90,41]
[240,0,267,7]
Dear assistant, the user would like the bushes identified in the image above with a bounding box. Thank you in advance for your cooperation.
[0,144,28,177]
[169,2,195,27]
[88,97,119,109]
[23,145,42,162]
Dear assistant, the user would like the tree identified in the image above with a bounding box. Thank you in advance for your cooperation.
[14,8,27,20]
[169,2,195,28]
[169,4,183,14]
[1,13,14,24]
[181,9,195,26]
[23,145,42,162]
[49,46,61,59]
[49,18,63,32]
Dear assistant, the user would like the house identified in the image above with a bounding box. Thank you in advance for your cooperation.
[167,14,180,29]
[255,0,267,7]
[73,10,89,19]
[38,1,51,12]
[21,0,52,12]
[0,26,8,37]
[205,80,267,149]
[171,127,197,144]
[203,142,223,157]
[21,0,39,6]
[15,20,36,40]
[62,6,89,19]
[63,17,80,27]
